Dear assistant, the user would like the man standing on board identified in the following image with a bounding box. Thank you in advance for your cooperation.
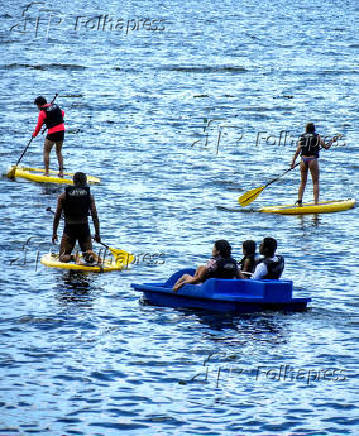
[33,96,65,177]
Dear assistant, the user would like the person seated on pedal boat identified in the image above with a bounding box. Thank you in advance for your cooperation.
[239,239,256,278]
[173,240,239,292]
[251,237,284,280]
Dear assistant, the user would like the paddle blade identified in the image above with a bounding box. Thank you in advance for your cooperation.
[7,166,17,179]
[238,186,265,207]
[108,247,135,268]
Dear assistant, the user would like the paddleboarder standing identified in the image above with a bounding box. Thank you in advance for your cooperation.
[291,123,337,205]
[33,96,65,177]
[52,172,101,262]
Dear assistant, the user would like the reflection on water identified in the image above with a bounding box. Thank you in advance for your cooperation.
[55,271,101,306]
[40,184,64,197]
[297,214,322,229]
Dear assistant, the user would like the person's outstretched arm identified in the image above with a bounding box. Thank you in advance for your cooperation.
[320,134,337,150]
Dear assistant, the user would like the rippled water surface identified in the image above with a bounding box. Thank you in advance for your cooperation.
[0,0,359,434]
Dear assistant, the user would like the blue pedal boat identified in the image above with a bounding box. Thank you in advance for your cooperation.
[131,268,311,313]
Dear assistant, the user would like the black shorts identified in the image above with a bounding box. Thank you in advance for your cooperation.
[63,224,91,252]
[47,131,64,142]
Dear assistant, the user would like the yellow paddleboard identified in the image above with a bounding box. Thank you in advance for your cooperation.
[9,167,100,184]
[41,252,133,272]
[259,199,355,215]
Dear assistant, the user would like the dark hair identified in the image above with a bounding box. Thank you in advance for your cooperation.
[34,96,47,106]
[262,237,277,257]
[306,123,315,134]
[214,240,231,258]
[73,172,87,187]
[243,240,255,255]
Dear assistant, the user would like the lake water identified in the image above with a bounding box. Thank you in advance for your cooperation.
[0,0,358,434]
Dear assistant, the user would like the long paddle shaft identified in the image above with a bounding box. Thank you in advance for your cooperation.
[7,135,35,179]
[15,137,34,168]
[238,162,300,207]
[263,162,300,189]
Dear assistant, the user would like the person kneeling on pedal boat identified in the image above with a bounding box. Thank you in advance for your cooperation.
[52,172,101,264]
[251,237,284,280]
[173,240,238,292]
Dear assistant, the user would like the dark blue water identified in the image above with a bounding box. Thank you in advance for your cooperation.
[0,0,358,434]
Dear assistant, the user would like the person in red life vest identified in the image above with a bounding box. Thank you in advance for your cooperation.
[33,96,65,177]
[52,172,101,264]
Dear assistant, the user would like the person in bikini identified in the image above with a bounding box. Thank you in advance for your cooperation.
[33,96,65,177]
[52,172,101,265]
[291,123,337,205]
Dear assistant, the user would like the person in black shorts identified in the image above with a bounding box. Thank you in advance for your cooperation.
[33,96,65,177]
[52,172,101,262]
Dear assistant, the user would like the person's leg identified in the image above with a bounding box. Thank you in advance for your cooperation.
[79,230,93,255]
[59,233,76,262]
[173,265,207,291]
[309,159,320,204]
[43,139,54,175]
[297,161,308,204]
[55,140,64,177]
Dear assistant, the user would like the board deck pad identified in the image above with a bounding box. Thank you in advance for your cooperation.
[9,167,100,185]
[217,199,355,215]
[259,199,355,215]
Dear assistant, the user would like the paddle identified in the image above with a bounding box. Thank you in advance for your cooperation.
[238,163,300,207]
[7,137,35,179]
[7,93,59,179]
[238,134,342,207]
[96,241,134,267]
